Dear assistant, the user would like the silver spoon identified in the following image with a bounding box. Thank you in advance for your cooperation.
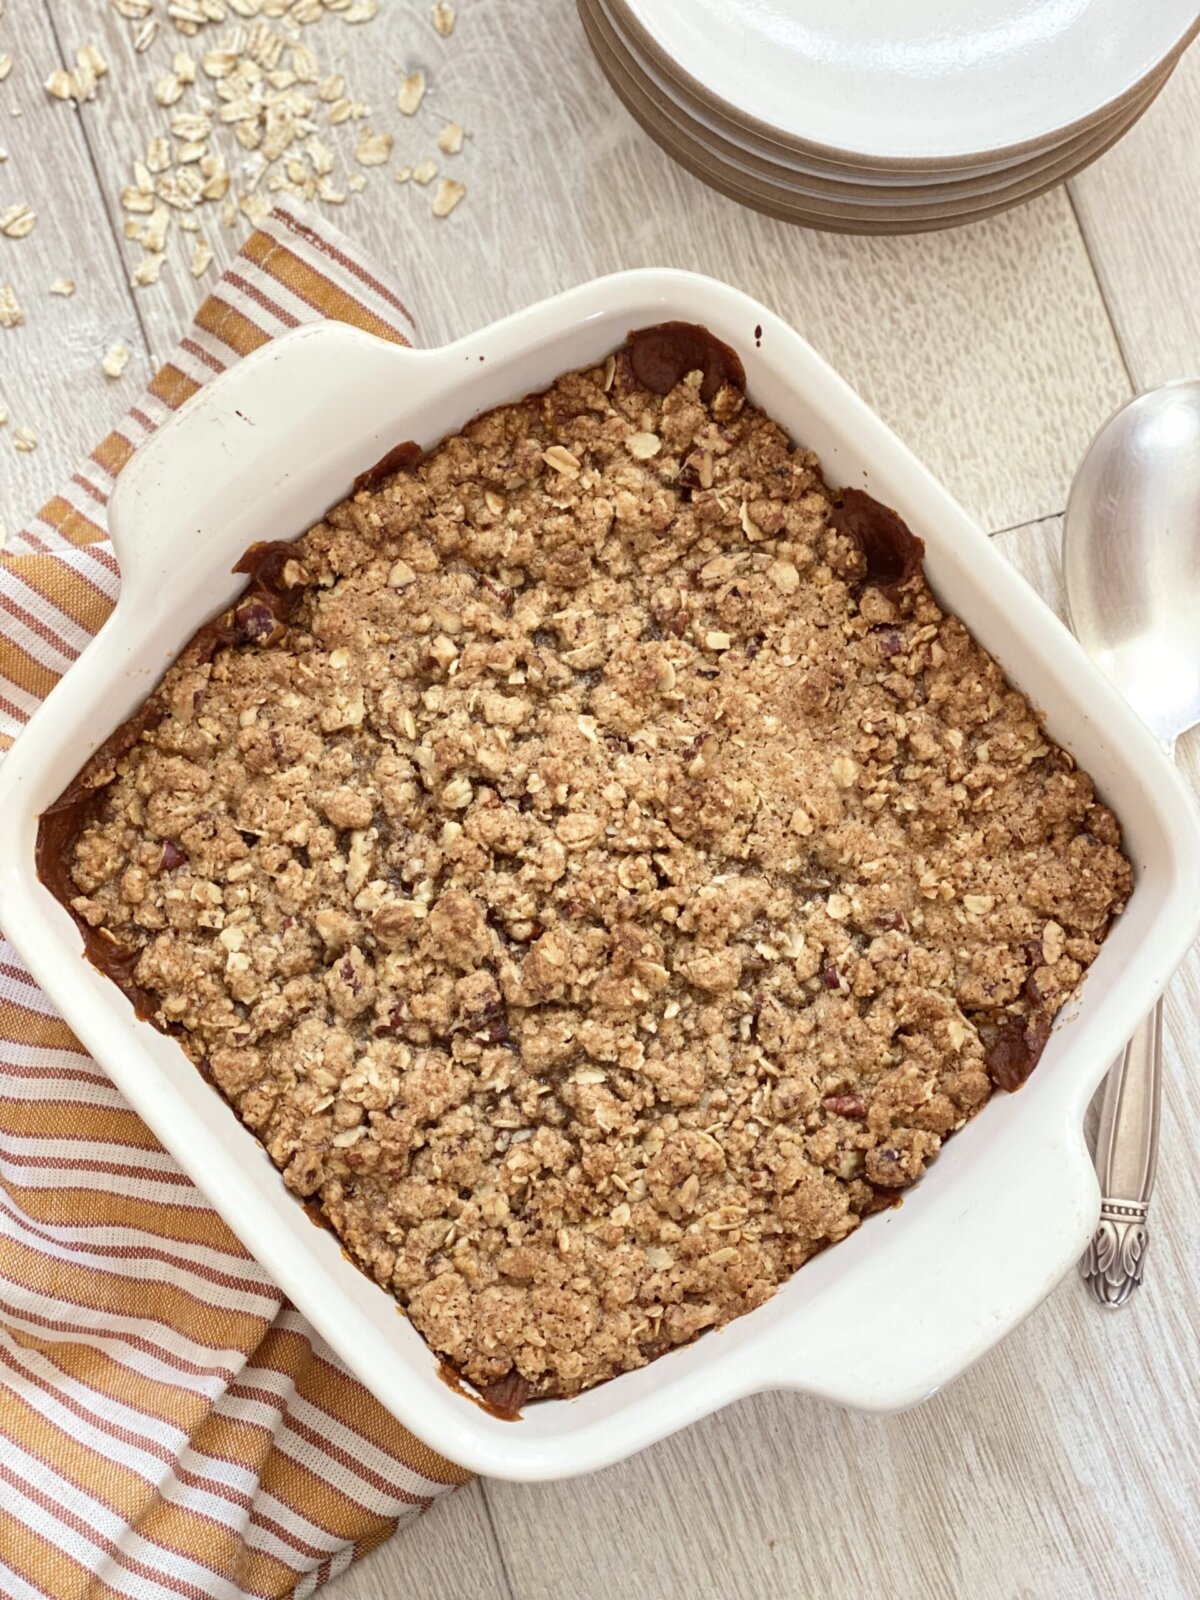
[1063,379,1200,1308]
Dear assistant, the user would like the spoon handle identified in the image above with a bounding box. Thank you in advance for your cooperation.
[1079,1000,1162,1307]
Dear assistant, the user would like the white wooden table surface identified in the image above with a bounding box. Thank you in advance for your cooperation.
[3,5,1199,1596]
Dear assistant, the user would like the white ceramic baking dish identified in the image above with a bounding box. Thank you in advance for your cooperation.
[1,270,1197,1482]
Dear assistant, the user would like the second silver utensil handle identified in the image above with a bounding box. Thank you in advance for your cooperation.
[1079,1000,1162,1307]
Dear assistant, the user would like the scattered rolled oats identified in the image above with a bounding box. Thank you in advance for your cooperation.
[155,72,186,106]
[190,236,214,275]
[239,191,270,225]
[0,403,7,424]
[141,204,170,252]
[134,19,160,52]
[78,44,108,80]
[437,120,464,155]
[0,54,13,83]
[354,128,392,166]
[431,1,455,35]
[0,283,23,328]
[202,48,238,77]
[101,342,132,379]
[830,755,858,788]
[412,158,437,185]
[397,69,426,115]
[13,425,36,452]
[130,254,164,286]
[171,110,212,140]
[394,163,413,183]
[49,277,76,296]
[431,176,464,217]
[0,203,35,239]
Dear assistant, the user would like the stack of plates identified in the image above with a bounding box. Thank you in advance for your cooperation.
[579,0,1199,234]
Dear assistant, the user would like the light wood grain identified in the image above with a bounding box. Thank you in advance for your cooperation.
[0,2,150,537]
[1070,44,1200,388]
[49,0,1131,532]
[324,1481,513,1600]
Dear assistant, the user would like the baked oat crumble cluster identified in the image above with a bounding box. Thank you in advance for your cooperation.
[51,329,1131,1404]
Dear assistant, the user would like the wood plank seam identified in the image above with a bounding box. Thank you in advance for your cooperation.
[38,0,155,359]
[1063,183,1136,393]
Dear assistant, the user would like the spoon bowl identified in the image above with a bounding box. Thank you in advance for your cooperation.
[1064,380,1200,749]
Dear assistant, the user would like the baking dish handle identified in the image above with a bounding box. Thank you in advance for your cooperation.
[747,1121,1099,1412]
[107,322,424,602]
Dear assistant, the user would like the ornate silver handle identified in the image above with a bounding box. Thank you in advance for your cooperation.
[1079,1001,1162,1307]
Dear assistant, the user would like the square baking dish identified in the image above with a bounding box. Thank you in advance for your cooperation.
[1,269,1197,1481]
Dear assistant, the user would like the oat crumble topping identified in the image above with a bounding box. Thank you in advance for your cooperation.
[49,330,1131,1404]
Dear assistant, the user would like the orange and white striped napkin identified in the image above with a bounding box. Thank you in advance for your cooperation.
[0,205,474,1600]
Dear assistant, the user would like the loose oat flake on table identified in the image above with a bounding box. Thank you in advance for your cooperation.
[0,283,24,328]
[43,326,1131,1409]
[0,203,36,239]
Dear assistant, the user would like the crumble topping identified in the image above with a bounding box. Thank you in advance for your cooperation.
[51,332,1131,1404]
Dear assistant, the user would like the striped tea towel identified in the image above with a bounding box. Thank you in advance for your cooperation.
[0,204,473,1600]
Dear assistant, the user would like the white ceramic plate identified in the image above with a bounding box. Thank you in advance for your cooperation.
[585,0,1172,219]
[620,0,1199,164]
[2,271,1198,1481]
[596,0,1177,188]
[581,1,1171,233]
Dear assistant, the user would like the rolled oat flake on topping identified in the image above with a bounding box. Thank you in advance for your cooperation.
[42,324,1132,1407]
[100,343,132,379]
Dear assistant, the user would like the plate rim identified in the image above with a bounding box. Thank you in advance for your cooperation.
[580,0,1172,231]
[583,0,1172,206]
[609,0,1199,169]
